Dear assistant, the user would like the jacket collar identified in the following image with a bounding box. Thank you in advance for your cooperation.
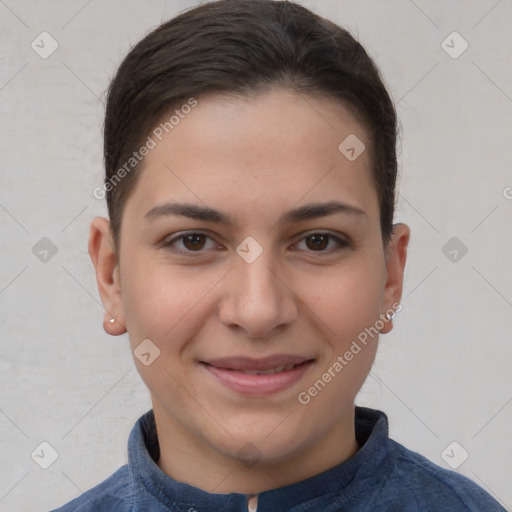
[128,406,390,511]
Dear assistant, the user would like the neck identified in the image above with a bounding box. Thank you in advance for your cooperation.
[152,403,359,495]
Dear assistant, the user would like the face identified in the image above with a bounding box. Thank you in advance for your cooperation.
[94,89,407,470]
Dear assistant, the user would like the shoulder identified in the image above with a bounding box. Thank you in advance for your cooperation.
[50,465,132,512]
[374,439,505,511]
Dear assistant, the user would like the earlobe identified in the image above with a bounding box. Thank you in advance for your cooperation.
[380,223,410,335]
[88,216,127,336]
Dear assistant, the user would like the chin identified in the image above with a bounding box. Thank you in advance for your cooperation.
[208,418,311,465]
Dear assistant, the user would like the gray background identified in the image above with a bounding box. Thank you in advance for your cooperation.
[1,0,511,510]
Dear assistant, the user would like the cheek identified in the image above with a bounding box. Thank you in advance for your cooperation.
[119,263,211,400]
[120,259,224,352]
[296,259,385,344]
[291,267,384,439]
[120,261,185,344]
[295,264,384,415]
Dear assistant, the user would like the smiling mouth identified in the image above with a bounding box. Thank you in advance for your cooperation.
[202,361,311,375]
[200,356,316,395]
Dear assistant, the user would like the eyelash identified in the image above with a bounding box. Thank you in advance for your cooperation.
[161,231,350,257]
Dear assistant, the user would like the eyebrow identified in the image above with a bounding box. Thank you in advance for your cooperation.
[144,200,367,225]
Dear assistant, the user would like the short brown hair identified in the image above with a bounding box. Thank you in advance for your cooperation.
[103,0,398,250]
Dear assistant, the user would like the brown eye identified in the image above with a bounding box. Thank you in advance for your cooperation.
[294,232,349,254]
[162,232,217,255]
[182,234,207,251]
[305,234,329,251]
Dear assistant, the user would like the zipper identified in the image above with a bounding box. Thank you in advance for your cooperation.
[247,494,258,511]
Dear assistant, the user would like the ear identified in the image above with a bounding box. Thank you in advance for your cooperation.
[380,223,410,334]
[88,216,127,336]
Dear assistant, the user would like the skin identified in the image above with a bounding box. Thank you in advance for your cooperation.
[89,89,410,494]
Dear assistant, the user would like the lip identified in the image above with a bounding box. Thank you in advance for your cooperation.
[200,355,315,395]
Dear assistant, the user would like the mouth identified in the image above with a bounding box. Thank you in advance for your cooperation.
[200,355,315,395]
[223,362,302,375]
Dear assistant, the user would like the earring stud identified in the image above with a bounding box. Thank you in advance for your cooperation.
[109,318,116,324]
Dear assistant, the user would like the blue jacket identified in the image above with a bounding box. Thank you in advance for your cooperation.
[51,407,505,511]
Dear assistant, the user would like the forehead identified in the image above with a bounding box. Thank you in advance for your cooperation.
[124,89,378,224]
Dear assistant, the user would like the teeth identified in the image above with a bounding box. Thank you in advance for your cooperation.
[239,363,297,375]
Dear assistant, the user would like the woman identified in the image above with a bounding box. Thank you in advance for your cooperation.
[53,0,505,510]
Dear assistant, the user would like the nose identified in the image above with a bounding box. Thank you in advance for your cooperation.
[218,251,298,339]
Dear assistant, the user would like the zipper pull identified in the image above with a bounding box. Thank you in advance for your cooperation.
[247,494,258,511]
